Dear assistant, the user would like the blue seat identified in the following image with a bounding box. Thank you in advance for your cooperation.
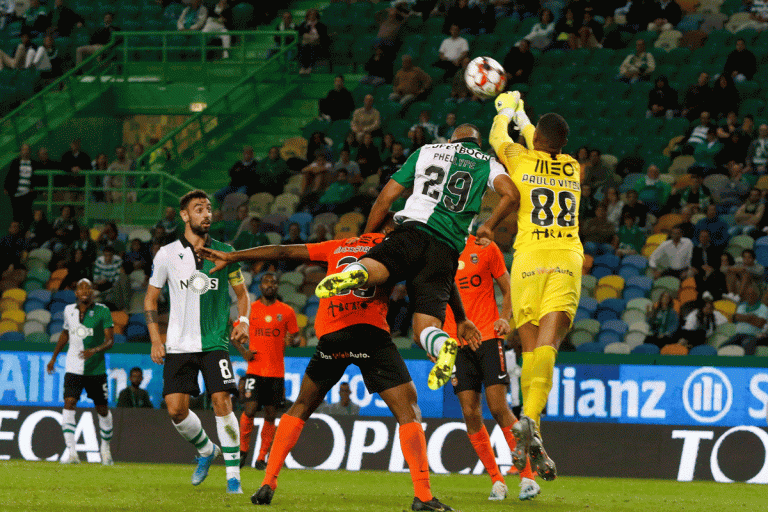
[51,310,65,323]
[594,254,620,271]
[125,324,149,340]
[621,172,643,193]
[622,255,648,271]
[248,281,260,294]
[27,289,52,305]
[47,320,64,335]
[755,236,768,267]
[623,287,648,300]
[596,309,619,322]
[52,290,76,304]
[631,343,660,355]
[597,331,622,346]
[591,266,613,279]
[287,212,313,238]
[618,265,640,280]
[0,331,24,342]
[573,308,591,322]
[627,276,653,292]
[24,299,46,313]
[113,334,127,344]
[689,344,717,356]
[129,313,146,326]
[576,342,604,353]
[49,302,67,315]
[304,304,319,318]
[602,320,628,336]
[579,297,598,314]
[598,298,626,314]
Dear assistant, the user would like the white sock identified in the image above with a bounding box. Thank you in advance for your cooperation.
[62,409,76,453]
[174,410,214,457]
[344,262,367,275]
[216,412,241,480]
[98,411,113,451]
[420,326,451,359]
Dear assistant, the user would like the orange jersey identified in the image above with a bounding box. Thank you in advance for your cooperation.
[306,234,390,338]
[247,300,298,377]
[444,235,508,341]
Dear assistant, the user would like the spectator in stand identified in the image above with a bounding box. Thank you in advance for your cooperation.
[672,170,711,213]
[580,7,604,43]
[76,12,119,65]
[22,0,48,36]
[621,189,650,229]
[257,146,290,196]
[177,0,207,31]
[282,222,305,248]
[70,226,97,267]
[691,229,722,292]
[97,222,126,255]
[202,0,231,59]
[300,149,332,196]
[719,161,751,210]
[297,8,327,75]
[746,0,768,30]
[601,15,625,49]
[306,131,333,163]
[318,75,355,122]
[320,382,360,415]
[450,56,472,101]
[725,248,765,302]
[378,141,407,186]
[59,138,91,191]
[443,0,476,34]
[389,54,432,106]
[681,72,711,121]
[355,132,381,178]
[646,75,677,119]
[232,216,269,252]
[693,128,723,171]
[22,35,57,77]
[634,164,671,216]
[649,226,693,279]
[307,224,330,243]
[518,8,554,49]
[214,146,257,204]
[614,212,645,256]
[49,0,83,37]
[646,0,682,32]
[746,124,768,174]
[697,253,731,301]
[105,146,134,203]
[374,2,412,58]
[408,125,429,156]
[267,11,296,59]
[724,38,757,83]
[579,183,598,221]
[732,188,765,236]
[123,239,145,271]
[503,38,534,85]
[408,110,439,143]
[716,111,740,145]
[553,7,578,49]
[361,47,393,86]
[225,204,249,241]
[580,203,616,254]
[684,111,714,150]
[584,149,619,193]
[315,169,356,214]
[334,149,361,185]
[474,0,496,35]
[59,248,91,290]
[129,142,145,171]
[678,298,727,347]
[93,245,121,292]
[711,75,740,119]
[436,112,457,143]
[726,285,768,354]
[26,208,51,250]
[0,221,28,272]
[0,31,34,71]
[3,143,37,226]
[380,133,396,162]
[36,147,58,170]
[645,291,679,349]
[434,24,469,81]
[570,24,602,49]
[350,95,381,143]
[154,207,181,244]
[50,205,79,246]
[117,368,153,408]
[695,204,729,248]
[604,186,625,226]
[619,39,656,83]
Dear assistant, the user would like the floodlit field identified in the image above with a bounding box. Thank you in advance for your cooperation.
[0,461,761,511]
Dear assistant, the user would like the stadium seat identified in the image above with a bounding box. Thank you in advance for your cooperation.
[128,313,146,326]
[28,248,52,264]
[604,342,631,354]
[26,309,50,325]
[621,308,646,326]
[754,345,768,357]
[631,343,660,355]
[578,297,598,315]
[23,320,46,336]
[713,299,737,320]
[581,274,597,296]
[595,285,620,302]
[602,320,629,336]
[717,344,745,357]
[2,288,26,304]
[280,272,304,288]
[1,309,24,325]
[126,324,149,341]
[597,331,622,346]
[24,332,49,343]
[570,330,593,347]
[288,212,313,238]
[714,322,737,339]
[47,320,64,335]
[624,331,646,349]
[574,318,600,336]
[576,342,604,353]
[660,343,688,355]
[689,344,717,356]
[628,321,651,336]
[598,275,625,292]
[0,331,23,342]
[52,290,76,304]
[618,265,640,280]
[655,276,681,294]
[0,298,18,313]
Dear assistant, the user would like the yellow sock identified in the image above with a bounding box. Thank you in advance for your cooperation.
[520,352,534,406]
[524,345,557,432]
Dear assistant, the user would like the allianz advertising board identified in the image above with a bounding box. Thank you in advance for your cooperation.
[1,350,767,427]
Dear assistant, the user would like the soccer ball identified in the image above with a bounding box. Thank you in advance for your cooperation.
[464,56,507,99]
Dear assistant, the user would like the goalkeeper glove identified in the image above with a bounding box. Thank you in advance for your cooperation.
[495,91,531,132]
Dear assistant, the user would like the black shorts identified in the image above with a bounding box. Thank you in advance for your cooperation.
[243,374,284,406]
[305,324,412,396]
[452,338,510,394]
[365,224,460,323]
[64,372,108,406]
[162,350,238,397]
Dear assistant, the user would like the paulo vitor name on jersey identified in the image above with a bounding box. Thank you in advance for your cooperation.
[179,271,219,295]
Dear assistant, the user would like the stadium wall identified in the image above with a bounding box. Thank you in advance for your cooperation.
[0,406,766,484]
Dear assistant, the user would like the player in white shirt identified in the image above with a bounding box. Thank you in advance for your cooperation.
[46,279,115,465]
[144,189,250,494]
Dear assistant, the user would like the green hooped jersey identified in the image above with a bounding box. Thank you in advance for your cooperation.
[63,303,113,376]
[391,141,506,252]
[149,237,244,353]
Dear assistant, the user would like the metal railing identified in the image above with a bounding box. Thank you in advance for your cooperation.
[131,31,298,174]
[32,170,196,225]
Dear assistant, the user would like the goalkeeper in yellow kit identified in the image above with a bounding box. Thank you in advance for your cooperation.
[482,91,584,482]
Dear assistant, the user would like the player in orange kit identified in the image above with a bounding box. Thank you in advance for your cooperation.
[238,273,300,469]
[443,235,539,501]
[199,227,457,511]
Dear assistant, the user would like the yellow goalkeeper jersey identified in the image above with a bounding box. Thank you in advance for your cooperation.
[490,114,583,256]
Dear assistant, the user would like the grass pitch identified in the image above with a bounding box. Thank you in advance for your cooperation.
[0,461,761,511]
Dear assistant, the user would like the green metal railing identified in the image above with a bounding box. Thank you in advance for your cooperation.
[132,32,298,175]
[32,170,196,225]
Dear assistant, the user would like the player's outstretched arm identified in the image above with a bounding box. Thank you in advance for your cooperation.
[197,245,312,273]
[144,285,165,365]
[364,179,405,233]
[46,330,69,374]
[476,174,519,240]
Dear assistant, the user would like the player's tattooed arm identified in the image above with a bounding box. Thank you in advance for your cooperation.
[144,309,159,325]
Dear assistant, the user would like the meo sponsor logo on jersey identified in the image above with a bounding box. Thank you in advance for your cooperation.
[457,275,482,289]
[180,271,219,294]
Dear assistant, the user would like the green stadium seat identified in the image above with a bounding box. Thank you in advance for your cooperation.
[736,80,761,99]
[741,98,765,117]
[231,3,254,30]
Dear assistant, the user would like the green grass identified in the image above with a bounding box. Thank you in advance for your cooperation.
[0,461,762,511]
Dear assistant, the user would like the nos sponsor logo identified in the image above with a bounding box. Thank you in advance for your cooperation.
[179,272,219,295]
